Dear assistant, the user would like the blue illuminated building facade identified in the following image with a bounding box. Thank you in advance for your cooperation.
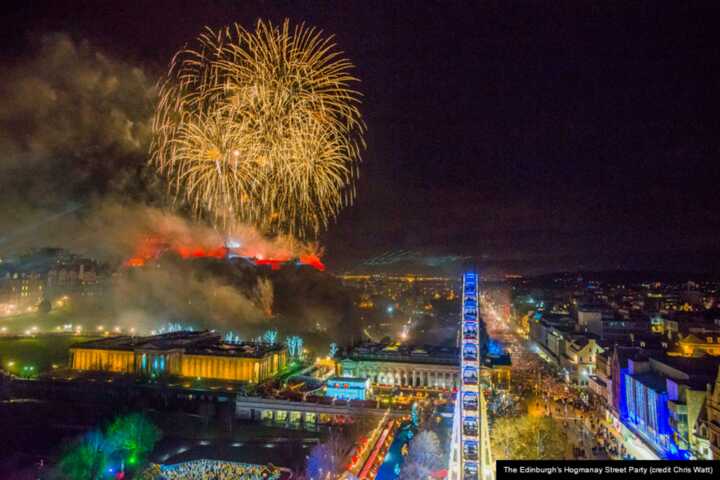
[325,376,370,401]
[619,358,689,459]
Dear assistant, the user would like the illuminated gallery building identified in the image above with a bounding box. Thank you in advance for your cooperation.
[70,330,286,383]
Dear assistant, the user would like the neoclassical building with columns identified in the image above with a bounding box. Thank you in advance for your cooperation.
[339,342,460,389]
[70,330,286,383]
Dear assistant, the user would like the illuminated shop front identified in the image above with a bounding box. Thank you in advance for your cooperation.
[325,376,371,400]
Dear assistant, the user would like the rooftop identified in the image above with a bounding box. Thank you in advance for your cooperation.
[327,376,369,383]
[631,371,668,393]
[71,330,285,358]
[343,342,459,365]
[652,355,720,381]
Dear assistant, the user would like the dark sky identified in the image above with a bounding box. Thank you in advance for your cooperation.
[3,0,720,274]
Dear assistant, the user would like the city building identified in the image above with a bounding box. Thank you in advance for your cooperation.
[667,376,708,456]
[671,334,720,357]
[528,313,573,366]
[663,310,720,345]
[576,306,603,329]
[325,376,371,401]
[70,330,286,383]
[588,311,651,341]
[622,358,680,458]
[693,403,713,460]
[0,248,107,316]
[704,367,720,459]
[562,336,602,385]
[617,354,719,459]
[588,349,612,409]
[339,342,460,388]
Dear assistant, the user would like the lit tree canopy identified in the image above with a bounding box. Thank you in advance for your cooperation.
[58,429,108,480]
[106,413,162,466]
[262,328,279,344]
[286,335,304,359]
[56,412,162,479]
[492,415,568,460]
[224,330,242,344]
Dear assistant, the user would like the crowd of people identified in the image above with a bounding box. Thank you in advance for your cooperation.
[491,331,622,460]
[513,339,638,460]
[141,460,281,480]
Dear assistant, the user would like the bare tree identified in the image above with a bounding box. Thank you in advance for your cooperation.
[399,461,432,480]
[305,432,350,480]
[399,430,443,479]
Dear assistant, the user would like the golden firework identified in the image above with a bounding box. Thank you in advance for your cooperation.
[150,19,364,237]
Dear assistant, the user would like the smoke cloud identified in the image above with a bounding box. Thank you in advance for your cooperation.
[0,33,154,209]
[0,32,157,253]
[0,33,360,347]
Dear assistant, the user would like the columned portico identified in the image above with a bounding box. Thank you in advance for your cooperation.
[340,358,459,389]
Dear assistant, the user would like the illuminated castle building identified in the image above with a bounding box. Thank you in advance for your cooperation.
[70,330,286,383]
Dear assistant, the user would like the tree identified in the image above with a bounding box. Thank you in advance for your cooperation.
[286,336,304,360]
[38,298,51,314]
[399,430,443,479]
[58,430,108,480]
[305,433,349,480]
[224,330,242,344]
[262,328,279,344]
[406,430,443,470]
[492,415,567,460]
[106,413,161,469]
[399,461,432,480]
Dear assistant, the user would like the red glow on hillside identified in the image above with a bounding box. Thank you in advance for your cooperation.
[254,258,286,270]
[124,236,324,271]
[175,245,228,259]
[299,254,325,271]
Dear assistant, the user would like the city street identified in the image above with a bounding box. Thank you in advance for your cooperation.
[485,304,607,460]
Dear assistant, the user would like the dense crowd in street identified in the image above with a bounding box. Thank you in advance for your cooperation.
[142,460,280,480]
[487,326,635,460]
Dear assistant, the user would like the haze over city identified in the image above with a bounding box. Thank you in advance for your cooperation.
[2,1,719,274]
[1,2,720,480]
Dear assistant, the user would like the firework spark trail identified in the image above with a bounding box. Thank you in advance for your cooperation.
[151,19,364,238]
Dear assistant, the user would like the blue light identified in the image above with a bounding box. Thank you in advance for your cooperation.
[224,331,242,344]
[620,367,689,459]
[487,338,503,356]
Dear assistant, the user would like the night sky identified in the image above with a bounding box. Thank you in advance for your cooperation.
[3,1,720,274]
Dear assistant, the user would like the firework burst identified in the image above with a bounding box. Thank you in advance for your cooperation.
[151,19,364,238]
